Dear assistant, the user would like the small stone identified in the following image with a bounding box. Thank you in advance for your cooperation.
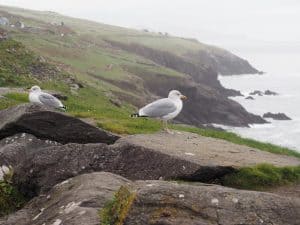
[232,197,239,203]
[211,198,219,206]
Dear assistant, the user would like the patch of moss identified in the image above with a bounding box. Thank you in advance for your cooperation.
[0,167,26,217]
[100,186,136,225]
[222,163,300,190]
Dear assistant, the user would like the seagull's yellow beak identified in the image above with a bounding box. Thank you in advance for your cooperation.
[180,95,187,100]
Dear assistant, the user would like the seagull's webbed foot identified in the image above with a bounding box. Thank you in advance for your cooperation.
[162,120,174,134]
[163,128,174,134]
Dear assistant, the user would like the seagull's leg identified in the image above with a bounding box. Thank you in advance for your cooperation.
[164,120,173,134]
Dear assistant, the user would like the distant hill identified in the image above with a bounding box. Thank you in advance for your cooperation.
[0,5,265,130]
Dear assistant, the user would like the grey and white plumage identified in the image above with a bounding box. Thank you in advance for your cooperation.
[29,85,65,110]
[132,90,187,132]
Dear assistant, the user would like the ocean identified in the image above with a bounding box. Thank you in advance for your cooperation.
[218,52,300,152]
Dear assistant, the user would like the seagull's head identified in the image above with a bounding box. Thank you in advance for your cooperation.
[30,85,41,93]
[168,90,187,101]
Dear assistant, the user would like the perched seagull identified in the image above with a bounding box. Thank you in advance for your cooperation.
[132,90,187,133]
[29,85,66,110]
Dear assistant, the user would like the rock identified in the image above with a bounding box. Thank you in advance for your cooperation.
[0,104,119,144]
[249,90,264,96]
[118,132,300,168]
[2,132,298,198]
[1,172,299,225]
[245,96,254,100]
[263,112,292,120]
[0,172,130,225]
[125,180,300,225]
[0,134,233,196]
[264,90,279,95]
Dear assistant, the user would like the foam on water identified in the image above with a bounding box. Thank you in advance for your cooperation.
[219,72,300,152]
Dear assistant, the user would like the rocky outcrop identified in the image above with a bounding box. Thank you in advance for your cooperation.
[126,179,300,225]
[1,172,300,225]
[1,130,299,198]
[264,90,279,95]
[0,105,300,224]
[250,90,264,96]
[184,48,259,75]
[0,133,234,197]
[0,172,130,225]
[102,40,266,127]
[263,112,292,120]
[0,104,119,144]
[245,96,254,100]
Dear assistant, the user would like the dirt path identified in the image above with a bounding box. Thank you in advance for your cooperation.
[119,131,300,168]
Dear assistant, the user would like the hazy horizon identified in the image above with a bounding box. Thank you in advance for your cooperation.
[1,0,300,73]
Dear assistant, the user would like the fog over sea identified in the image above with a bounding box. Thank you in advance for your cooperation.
[219,51,300,152]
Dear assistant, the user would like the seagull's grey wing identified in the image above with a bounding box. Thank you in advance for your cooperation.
[140,98,177,117]
[38,93,63,108]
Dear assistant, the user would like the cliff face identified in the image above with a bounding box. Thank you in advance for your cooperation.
[184,48,259,75]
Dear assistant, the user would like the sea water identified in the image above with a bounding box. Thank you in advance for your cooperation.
[219,72,300,152]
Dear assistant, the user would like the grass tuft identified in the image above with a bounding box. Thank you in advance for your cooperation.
[100,186,136,225]
[0,167,26,217]
[222,163,300,190]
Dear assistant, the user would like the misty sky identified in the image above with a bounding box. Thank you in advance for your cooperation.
[1,0,300,71]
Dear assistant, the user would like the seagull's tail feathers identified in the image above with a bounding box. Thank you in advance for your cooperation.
[59,105,67,112]
[130,112,148,118]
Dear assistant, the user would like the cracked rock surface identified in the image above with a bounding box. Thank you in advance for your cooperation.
[1,172,299,225]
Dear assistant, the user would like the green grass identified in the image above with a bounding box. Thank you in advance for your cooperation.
[0,93,29,110]
[100,186,136,225]
[0,167,26,217]
[0,181,26,217]
[223,163,300,190]
[173,125,300,159]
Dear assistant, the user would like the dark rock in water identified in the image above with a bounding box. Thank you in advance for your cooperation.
[1,172,300,225]
[0,104,119,144]
[264,90,279,95]
[245,96,254,100]
[263,112,291,120]
[249,90,264,96]
[258,71,265,75]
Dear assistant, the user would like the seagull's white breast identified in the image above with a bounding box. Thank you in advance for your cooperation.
[29,92,42,104]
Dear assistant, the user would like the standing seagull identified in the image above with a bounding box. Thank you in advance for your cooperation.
[132,90,187,133]
[29,85,66,110]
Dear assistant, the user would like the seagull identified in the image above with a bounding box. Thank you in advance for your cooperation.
[132,90,187,133]
[29,85,66,110]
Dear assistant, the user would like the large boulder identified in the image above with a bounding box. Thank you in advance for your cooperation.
[125,180,300,225]
[0,134,234,197]
[0,172,130,225]
[1,172,299,225]
[1,131,299,199]
[0,104,119,144]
